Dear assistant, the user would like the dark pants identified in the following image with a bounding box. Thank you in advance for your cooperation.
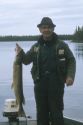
[34,74,64,125]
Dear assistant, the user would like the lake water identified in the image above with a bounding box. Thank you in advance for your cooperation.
[0,41,83,122]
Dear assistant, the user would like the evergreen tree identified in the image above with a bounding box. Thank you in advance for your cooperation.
[73,26,83,42]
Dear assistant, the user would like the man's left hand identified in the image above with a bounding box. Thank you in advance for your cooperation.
[66,77,74,86]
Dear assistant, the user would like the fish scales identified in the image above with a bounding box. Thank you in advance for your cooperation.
[12,61,25,116]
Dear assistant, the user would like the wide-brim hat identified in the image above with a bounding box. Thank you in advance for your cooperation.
[37,17,56,28]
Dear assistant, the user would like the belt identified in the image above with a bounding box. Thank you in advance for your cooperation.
[40,70,55,76]
[44,71,50,75]
[40,71,50,76]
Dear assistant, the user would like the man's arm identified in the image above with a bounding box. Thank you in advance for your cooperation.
[64,43,76,86]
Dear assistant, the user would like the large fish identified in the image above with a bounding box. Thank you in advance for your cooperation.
[12,60,25,117]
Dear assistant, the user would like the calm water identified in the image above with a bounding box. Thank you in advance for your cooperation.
[0,41,83,122]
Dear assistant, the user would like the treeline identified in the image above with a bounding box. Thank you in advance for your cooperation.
[0,26,83,42]
[58,26,83,42]
[73,26,83,42]
[0,35,39,41]
[59,35,73,40]
[0,34,74,41]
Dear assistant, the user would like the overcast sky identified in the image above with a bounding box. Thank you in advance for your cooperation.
[0,0,83,35]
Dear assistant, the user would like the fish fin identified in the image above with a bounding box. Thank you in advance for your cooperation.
[18,106,26,117]
[11,82,14,89]
[23,96,25,105]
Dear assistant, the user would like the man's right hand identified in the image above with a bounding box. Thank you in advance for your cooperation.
[15,43,22,55]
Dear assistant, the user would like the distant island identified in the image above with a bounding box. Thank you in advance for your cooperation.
[0,26,83,42]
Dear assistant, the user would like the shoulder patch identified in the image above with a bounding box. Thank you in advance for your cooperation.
[58,49,64,55]
[34,46,39,53]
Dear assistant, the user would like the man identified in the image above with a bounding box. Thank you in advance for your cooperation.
[15,17,76,125]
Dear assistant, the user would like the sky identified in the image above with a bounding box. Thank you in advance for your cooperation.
[0,0,83,35]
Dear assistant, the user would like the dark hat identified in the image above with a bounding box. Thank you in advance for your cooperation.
[37,17,56,28]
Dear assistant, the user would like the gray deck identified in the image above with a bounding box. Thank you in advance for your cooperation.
[0,118,83,125]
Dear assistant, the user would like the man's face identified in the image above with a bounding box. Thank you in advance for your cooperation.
[39,25,54,39]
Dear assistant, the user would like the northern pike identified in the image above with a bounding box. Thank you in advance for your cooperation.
[12,60,25,117]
